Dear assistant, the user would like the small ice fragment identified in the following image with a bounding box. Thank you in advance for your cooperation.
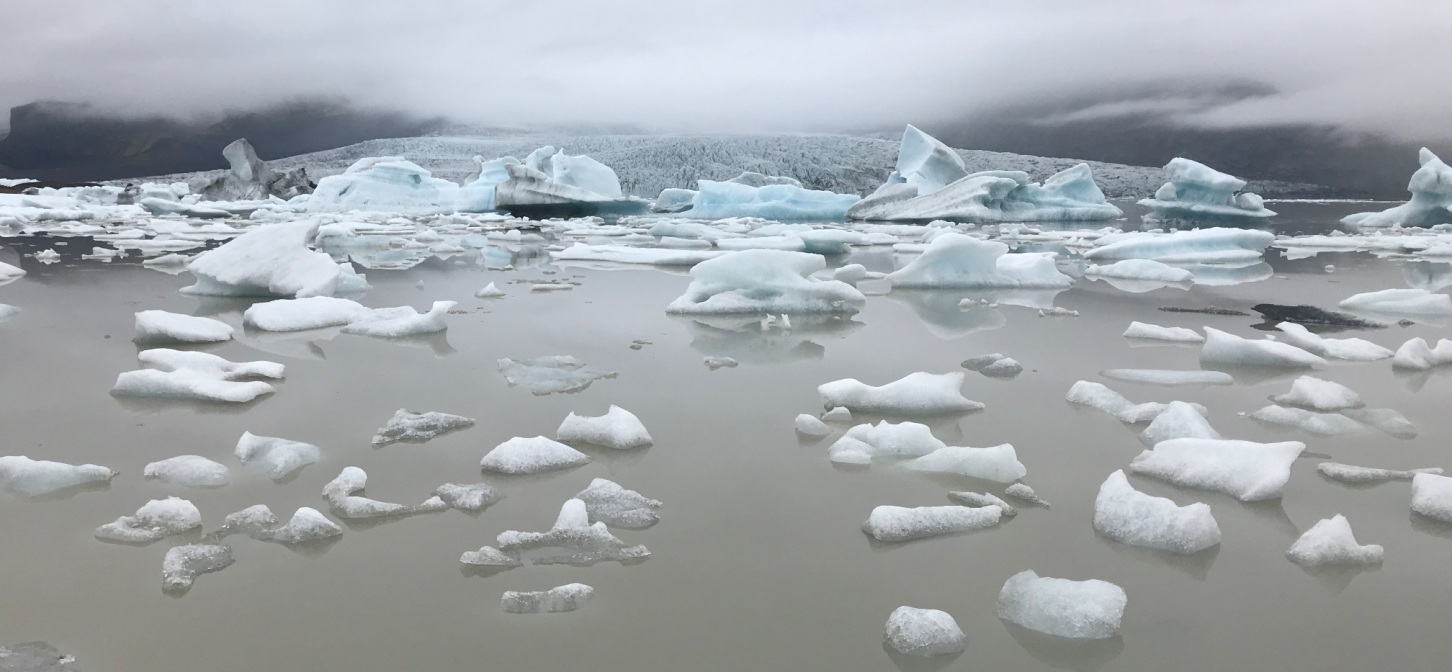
[475,282,505,298]
[947,491,1017,516]
[556,405,653,449]
[574,478,662,529]
[1340,288,1452,316]
[1094,470,1219,554]
[1273,323,1392,361]
[1391,337,1452,370]
[1004,483,1050,508]
[822,407,853,423]
[703,356,738,370]
[502,583,594,613]
[234,432,320,481]
[480,436,591,474]
[1248,405,1363,436]
[341,300,454,338]
[1129,438,1305,501]
[1140,401,1220,445]
[833,264,868,284]
[862,505,1001,542]
[531,283,573,292]
[1318,462,1442,484]
[1122,321,1203,343]
[819,371,983,415]
[1038,307,1079,317]
[1100,369,1233,386]
[900,444,1027,483]
[1286,515,1383,566]
[0,456,117,496]
[794,414,832,437]
[253,507,343,544]
[1270,376,1364,412]
[371,409,475,446]
[95,497,202,544]
[202,504,280,542]
[883,606,967,657]
[143,455,230,488]
[1342,407,1417,439]
[827,420,946,464]
[498,356,617,395]
[995,570,1126,640]
[435,483,503,512]
[162,544,234,593]
[961,353,1022,377]
[133,310,234,344]
[1411,473,1452,523]
[322,466,447,519]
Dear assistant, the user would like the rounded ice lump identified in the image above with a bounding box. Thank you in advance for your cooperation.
[883,606,967,657]
[1093,470,1219,554]
[995,570,1126,640]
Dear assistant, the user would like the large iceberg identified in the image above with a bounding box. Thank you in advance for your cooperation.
[492,147,643,216]
[1137,158,1276,220]
[308,157,473,214]
[1343,149,1452,227]
[183,220,340,298]
[197,138,312,201]
[665,250,866,315]
[678,180,860,220]
[886,233,1073,289]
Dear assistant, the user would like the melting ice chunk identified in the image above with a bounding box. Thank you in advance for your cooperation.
[1339,288,1452,317]
[1093,470,1219,554]
[1270,376,1364,411]
[556,406,653,449]
[202,505,281,543]
[143,455,230,488]
[862,505,1001,542]
[1100,369,1233,386]
[1392,337,1452,370]
[827,421,946,464]
[480,436,591,475]
[1317,462,1442,484]
[371,409,475,446]
[1122,321,1203,343]
[461,499,649,567]
[252,507,344,545]
[322,466,447,519]
[1273,323,1392,361]
[183,220,340,298]
[434,483,503,512]
[1140,401,1220,445]
[961,353,1023,378]
[501,583,594,614]
[133,310,234,344]
[340,301,454,338]
[1200,327,1325,368]
[819,371,983,415]
[1248,406,1364,436]
[95,497,202,544]
[794,414,832,437]
[665,249,866,315]
[1411,473,1452,523]
[162,544,234,593]
[995,570,1127,640]
[899,445,1027,483]
[498,356,617,395]
[1066,381,1208,424]
[0,455,117,496]
[1129,438,1305,501]
[574,478,662,529]
[883,606,967,657]
[234,432,320,481]
[1286,515,1383,566]
[886,233,1073,289]
[112,349,285,403]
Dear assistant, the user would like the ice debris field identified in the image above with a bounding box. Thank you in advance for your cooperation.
[3,125,1452,672]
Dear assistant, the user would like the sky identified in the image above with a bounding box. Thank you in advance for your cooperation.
[2,0,1449,141]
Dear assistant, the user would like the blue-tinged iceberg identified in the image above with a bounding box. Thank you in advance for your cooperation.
[1084,228,1274,264]
[492,146,645,216]
[847,126,1121,223]
[887,232,1073,289]
[1343,149,1452,228]
[665,249,866,314]
[308,158,468,214]
[676,180,861,220]
[1137,158,1275,220]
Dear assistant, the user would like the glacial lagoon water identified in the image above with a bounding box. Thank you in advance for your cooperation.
[3,202,1452,672]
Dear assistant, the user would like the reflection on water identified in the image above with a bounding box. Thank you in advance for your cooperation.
[1001,621,1125,672]
[674,313,862,364]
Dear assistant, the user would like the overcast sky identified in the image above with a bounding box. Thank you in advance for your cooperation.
[2,0,1448,140]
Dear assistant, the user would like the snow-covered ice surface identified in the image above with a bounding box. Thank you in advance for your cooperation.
[1286,515,1384,566]
[133,310,233,344]
[0,456,117,497]
[1130,438,1305,501]
[862,505,1001,542]
[555,405,653,449]
[111,349,284,403]
[479,436,591,474]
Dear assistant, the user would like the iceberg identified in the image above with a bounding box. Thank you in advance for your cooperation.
[201,505,281,542]
[883,606,968,658]
[1342,149,1452,228]
[827,420,946,464]
[308,157,467,214]
[665,250,866,315]
[819,371,983,415]
[574,478,662,529]
[434,483,503,512]
[111,349,285,403]
[252,507,343,545]
[1272,323,1393,361]
[143,455,230,488]
[501,583,594,614]
[1270,376,1363,412]
[1317,462,1441,484]
[94,496,202,544]
[1122,321,1203,343]
[886,233,1073,289]
[460,499,649,567]
[1137,158,1275,220]
[371,409,475,446]
[995,570,1126,640]
[794,413,832,437]
[1129,438,1305,501]
[183,220,340,298]
[493,150,643,216]
[479,436,591,475]
[0,455,117,497]
[1093,470,1219,554]
[1339,288,1452,317]
[899,444,1027,483]
[1285,515,1383,566]
[340,300,453,338]
[1140,401,1220,445]
[556,406,653,450]
[162,544,235,593]
[948,491,1017,516]
[234,432,320,481]
[1412,473,1452,523]
[1085,228,1274,264]
[197,138,312,201]
[678,180,860,220]
[0,261,25,284]
[1199,327,1325,368]
[133,310,234,344]
[1065,381,1208,424]
[1392,337,1452,370]
[862,504,1002,542]
[1086,259,1194,284]
[1100,369,1233,386]
[243,296,373,331]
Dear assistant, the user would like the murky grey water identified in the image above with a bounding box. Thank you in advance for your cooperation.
[3,202,1452,672]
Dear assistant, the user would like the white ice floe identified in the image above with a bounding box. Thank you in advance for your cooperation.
[252,507,343,544]
[1343,407,1418,439]
[948,491,1017,516]
[242,296,373,331]
[1137,158,1275,220]
[234,432,320,481]
[498,356,617,395]
[183,220,339,298]
[1140,401,1220,445]
[111,349,285,403]
[1411,473,1452,523]
[133,310,234,344]
[995,570,1126,640]
[475,282,505,298]
[95,497,202,544]
[886,233,1072,289]
[0,455,117,496]
[1272,323,1393,361]
[703,356,739,370]
[1100,369,1233,386]
[1339,289,1452,317]
[435,483,503,512]
[819,371,983,415]
[556,406,653,449]
[574,478,662,529]
[1317,462,1442,484]
[862,505,1001,542]
[143,455,230,488]
[960,353,1023,378]
[665,249,866,314]
[1270,376,1363,412]
[550,242,728,267]
[883,606,968,657]
[1200,327,1325,368]
[1093,470,1219,554]
[1122,322,1203,343]
[162,544,234,592]
[794,414,833,437]
[1004,483,1051,508]
[680,180,860,220]
[1286,515,1383,566]
[340,300,454,338]
[0,261,26,283]
[1129,438,1305,501]
[1391,337,1452,370]
[1342,149,1452,228]
[900,444,1027,483]
[202,504,281,542]
[322,466,446,519]
[502,583,595,614]
[1085,227,1274,264]
[1249,406,1364,436]
[460,499,650,567]
[371,409,475,446]
[1065,381,1208,423]
[479,436,591,474]
[1087,259,1194,284]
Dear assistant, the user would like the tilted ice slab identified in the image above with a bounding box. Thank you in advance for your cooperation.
[340,301,453,338]
[1286,515,1383,566]
[819,371,983,415]
[862,505,1002,542]
[1412,473,1452,523]
[183,220,339,298]
[827,421,947,464]
[1340,289,1452,317]
[1085,228,1274,264]
[680,180,860,220]
[95,496,202,544]
[371,409,475,446]
[1200,327,1325,368]
[133,310,234,344]
[162,544,235,593]
[234,432,320,481]
[460,499,649,567]
[1100,369,1233,386]
[1270,376,1363,412]
[1317,462,1442,484]
[574,478,662,529]
[1249,406,1364,436]
[1140,401,1220,445]
[502,583,594,614]
[1273,323,1392,361]
[1065,381,1208,424]
[112,349,285,403]
[556,406,653,449]
[479,436,591,475]
[1392,337,1452,370]
[1122,321,1203,343]
[996,570,1126,640]
[0,455,117,496]
[1343,149,1452,228]
[498,356,617,395]
[435,483,503,512]
[1138,158,1276,220]
[886,233,1072,289]
[665,249,866,315]
[883,606,968,657]
[899,444,1027,483]
[1129,438,1305,501]
[322,466,446,519]
[1094,470,1219,554]
[143,455,230,488]
[893,124,970,195]
[1087,259,1194,284]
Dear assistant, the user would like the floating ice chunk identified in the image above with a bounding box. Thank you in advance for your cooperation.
[883,606,967,657]
[335,263,370,293]
[887,233,1072,289]
[498,356,617,395]
[143,455,230,488]
[202,505,280,542]
[1087,259,1194,283]
[480,436,591,474]
[1122,322,1203,343]
[133,310,233,344]
[0,304,19,323]
[863,505,1001,542]
[995,571,1127,640]
[1318,462,1442,484]
[1100,369,1234,386]
[961,353,1022,378]
[162,544,234,593]
[680,180,860,220]
[822,407,853,423]
[242,296,372,331]
[948,491,1017,516]
[832,264,868,284]
[371,409,475,446]
[0,456,117,496]
[1200,327,1325,368]
[819,371,983,415]
[1248,406,1364,436]
[1137,158,1276,220]
[1038,306,1079,317]
[1339,289,1452,317]
[1004,483,1051,508]
[1391,337,1452,370]
[894,125,969,195]
[502,583,594,614]
[95,497,202,544]
[551,242,728,267]
[139,197,231,219]
[1272,322,1393,361]
[1412,473,1452,523]
[1270,376,1363,412]
[1140,401,1220,445]
[1065,381,1207,423]
[556,406,652,449]
[183,220,339,298]
[475,282,505,298]
[900,445,1027,483]
[253,507,343,544]
[112,349,284,403]
[1342,149,1452,228]
[0,261,26,283]
[463,499,650,566]
[1086,228,1274,263]
[234,432,320,481]
[1093,470,1219,554]
[459,546,522,566]
[434,483,503,512]
[665,250,866,315]
[1129,438,1305,501]
[341,300,454,338]
[703,356,738,370]
[1343,407,1418,438]
[1286,515,1383,566]
[574,478,661,529]
[308,158,466,213]
[322,466,446,519]
[795,414,832,437]
[828,421,946,464]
